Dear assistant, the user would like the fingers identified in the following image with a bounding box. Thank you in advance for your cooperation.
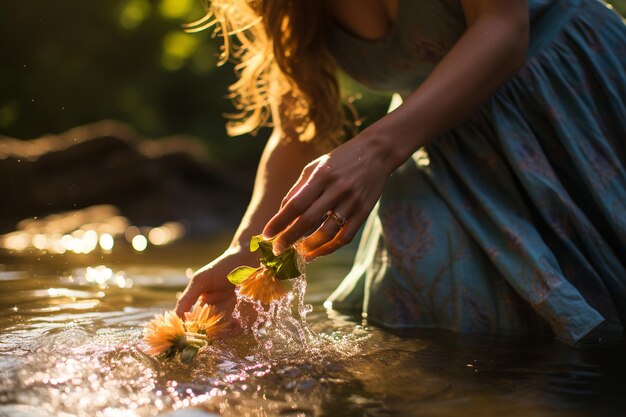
[303,211,363,261]
[299,203,351,254]
[174,272,212,316]
[298,217,341,254]
[200,289,236,305]
[263,158,328,239]
[263,177,324,241]
[271,189,344,253]
[279,163,315,209]
[175,287,198,317]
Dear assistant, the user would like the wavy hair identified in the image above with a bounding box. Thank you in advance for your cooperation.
[186,0,355,146]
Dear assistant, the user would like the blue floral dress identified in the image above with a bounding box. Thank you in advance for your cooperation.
[325,0,626,344]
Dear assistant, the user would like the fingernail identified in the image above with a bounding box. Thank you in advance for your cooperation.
[272,242,284,256]
[262,228,275,240]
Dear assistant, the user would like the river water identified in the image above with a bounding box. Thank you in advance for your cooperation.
[0,240,624,417]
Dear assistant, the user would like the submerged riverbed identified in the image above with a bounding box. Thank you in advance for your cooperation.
[0,240,624,417]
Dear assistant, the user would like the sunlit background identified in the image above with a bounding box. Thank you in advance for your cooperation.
[0,2,625,417]
[0,0,392,159]
[1,0,624,144]
[0,0,395,258]
[0,0,624,257]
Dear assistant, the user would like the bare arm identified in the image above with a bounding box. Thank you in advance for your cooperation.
[175,119,322,316]
[229,126,322,251]
[373,0,529,167]
[263,0,530,258]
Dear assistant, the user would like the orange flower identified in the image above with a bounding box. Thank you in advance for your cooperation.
[143,311,186,355]
[183,303,229,337]
[239,267,287,305]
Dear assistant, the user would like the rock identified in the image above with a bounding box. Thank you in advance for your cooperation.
[0,120,251,236]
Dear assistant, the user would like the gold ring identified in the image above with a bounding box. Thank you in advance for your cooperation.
[326,210,347,227]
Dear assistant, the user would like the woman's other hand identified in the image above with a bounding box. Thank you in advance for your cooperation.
[174,246,257,335]
[262,131,399,261]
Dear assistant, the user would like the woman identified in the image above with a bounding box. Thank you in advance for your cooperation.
[176,0,626,344]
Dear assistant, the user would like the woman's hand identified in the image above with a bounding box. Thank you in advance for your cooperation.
[262,131,398,261]
[261,1,529,263]
[175,246,257,335]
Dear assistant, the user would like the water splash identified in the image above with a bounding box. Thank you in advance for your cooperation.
[0,263,374,417]
[232,276,368,363]
[2,254,624,417]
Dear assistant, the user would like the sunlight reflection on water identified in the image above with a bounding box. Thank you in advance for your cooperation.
[0,205,185,255]
[0,247,624,417]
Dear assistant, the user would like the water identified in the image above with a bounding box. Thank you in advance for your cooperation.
[0,241,624,417]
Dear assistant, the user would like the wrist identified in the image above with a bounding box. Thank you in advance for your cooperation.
[358,124,410,174]
[365,108,432,171]
[224,242,258,264]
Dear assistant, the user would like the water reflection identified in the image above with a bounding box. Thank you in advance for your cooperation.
[0,252,624,417]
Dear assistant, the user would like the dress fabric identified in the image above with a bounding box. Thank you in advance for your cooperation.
[325,0,626,344]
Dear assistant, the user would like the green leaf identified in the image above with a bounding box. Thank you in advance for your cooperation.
[227,266,259,286]
[274,248,302,280]
[245,235,303,281]
[250,235,275,262]
[250,235,263,252]
[258,241,276,262]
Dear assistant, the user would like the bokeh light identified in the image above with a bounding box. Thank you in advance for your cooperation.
[162,31,201,71]
[119,0,151,30]
[158,0,196,20]
[0,205,184,255]
[99,233,114,251]
[132,235,148,252]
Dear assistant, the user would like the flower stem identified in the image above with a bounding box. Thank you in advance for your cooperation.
[185,332,208,340]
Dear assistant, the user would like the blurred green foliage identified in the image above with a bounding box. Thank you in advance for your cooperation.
[0,0,264,161]
[0,0,623,162]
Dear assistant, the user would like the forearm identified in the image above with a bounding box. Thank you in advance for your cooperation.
[229,127,322,250]
[363,1,529,171]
